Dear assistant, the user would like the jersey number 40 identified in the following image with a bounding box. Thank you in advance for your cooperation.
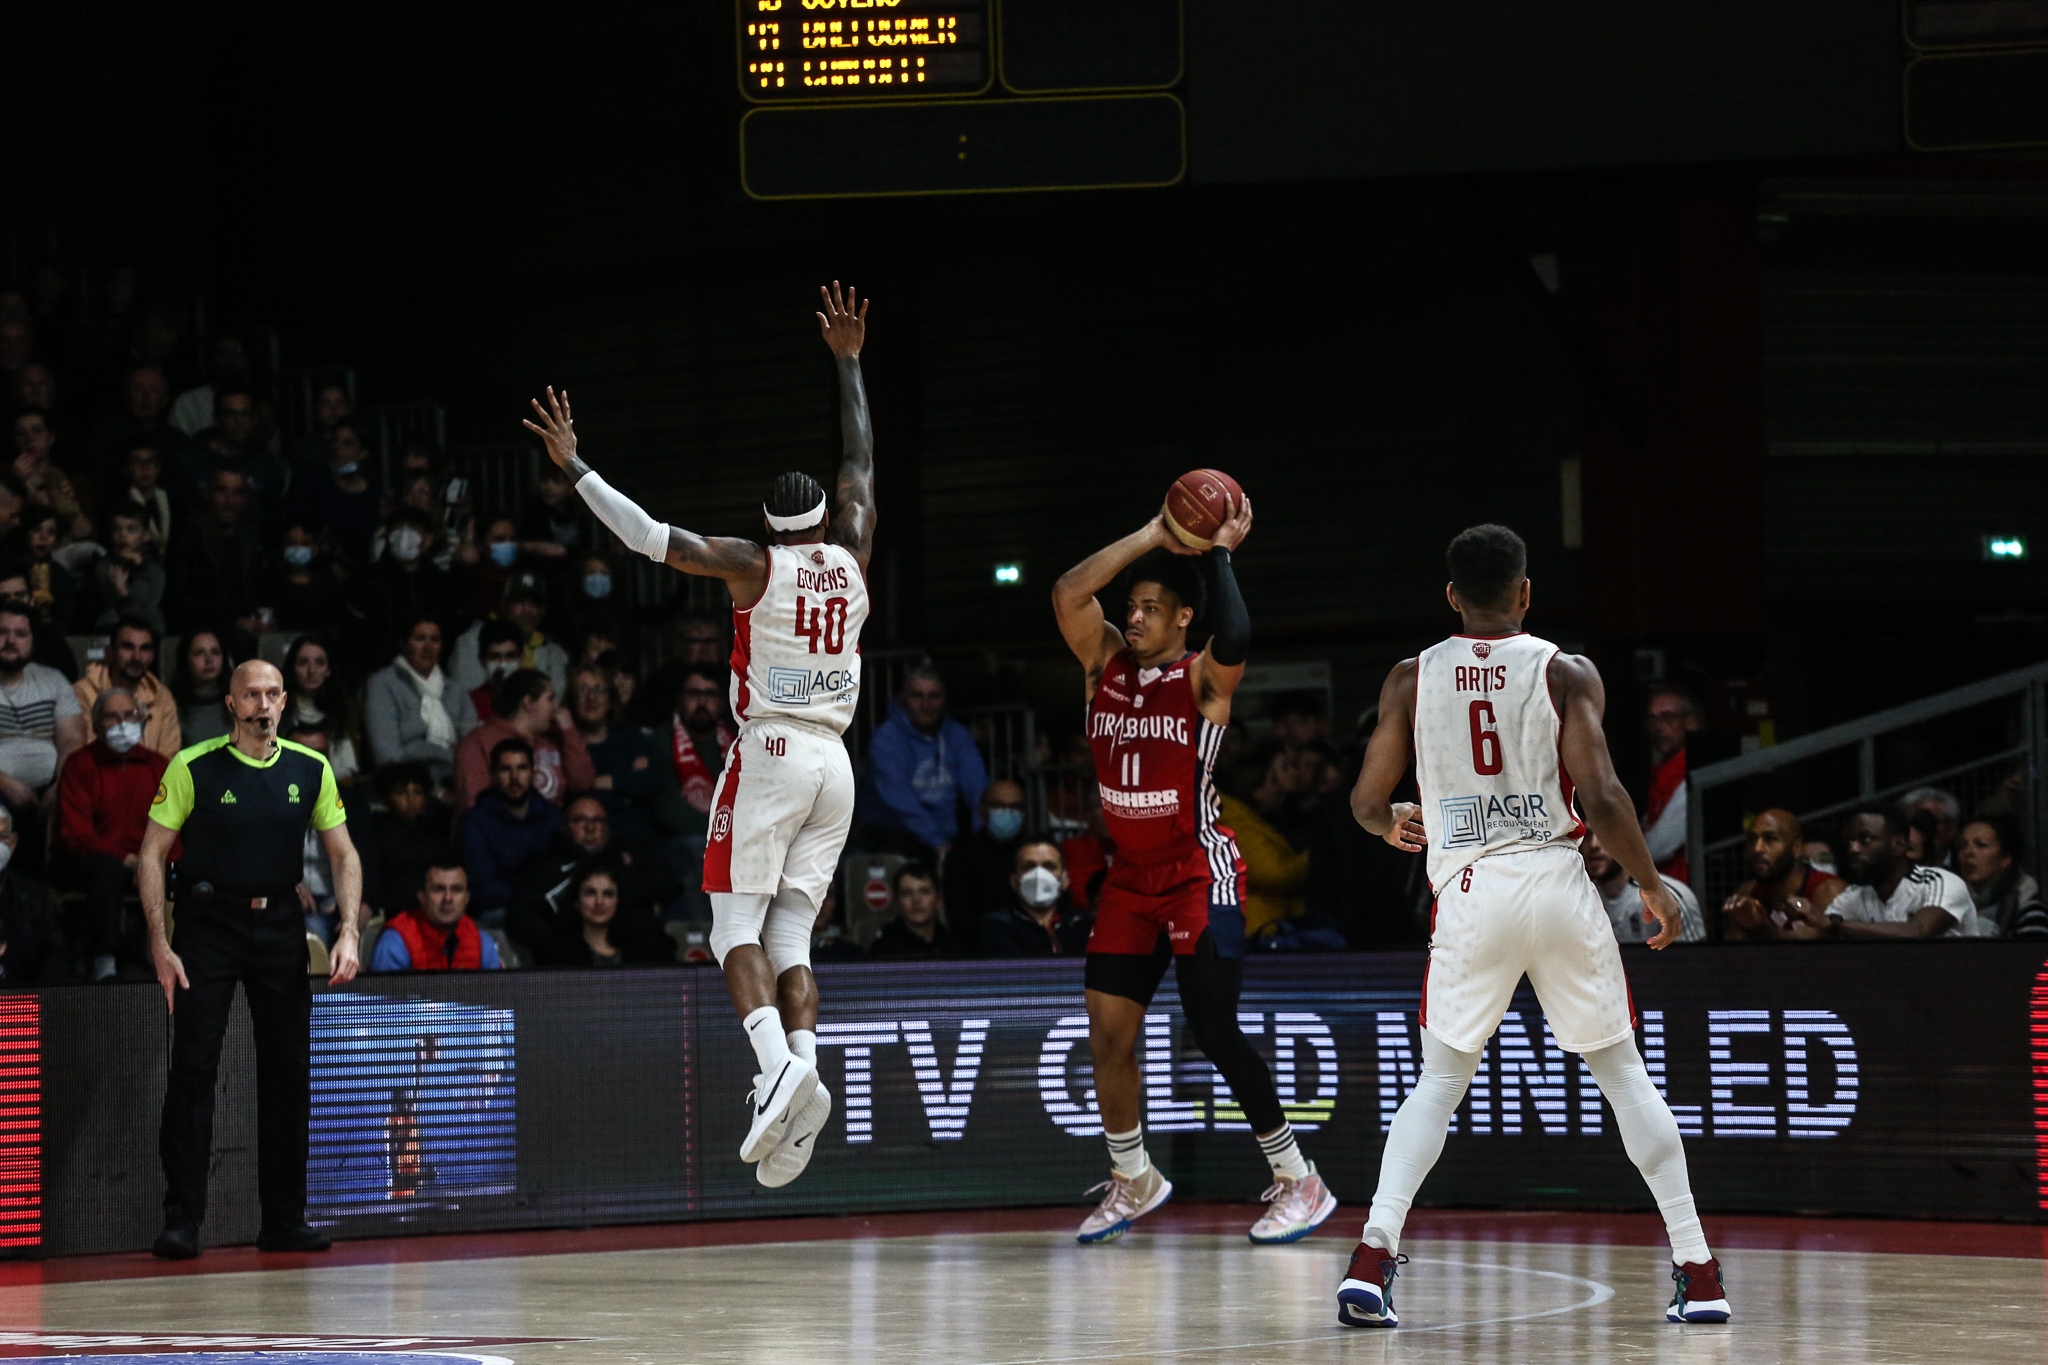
[795,595,850,654]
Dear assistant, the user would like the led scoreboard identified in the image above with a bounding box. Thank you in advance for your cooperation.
[740,0,991,102]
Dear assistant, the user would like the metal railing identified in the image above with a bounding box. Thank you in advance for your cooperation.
[1686,661,2048,909]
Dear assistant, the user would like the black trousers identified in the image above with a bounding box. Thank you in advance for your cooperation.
[158,897,311,1232]
[76,854,133,958]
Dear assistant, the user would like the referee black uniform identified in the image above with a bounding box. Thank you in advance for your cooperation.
[148,732,348,1255]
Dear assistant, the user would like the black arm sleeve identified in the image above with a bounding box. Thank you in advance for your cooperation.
[1202,547,1250,667]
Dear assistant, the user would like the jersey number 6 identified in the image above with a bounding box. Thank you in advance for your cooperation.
[795,595,849,655]
[1468,700,1503,775]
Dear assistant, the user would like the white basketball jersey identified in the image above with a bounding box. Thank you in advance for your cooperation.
[730,542,868,735]
[1413,631,1585,892]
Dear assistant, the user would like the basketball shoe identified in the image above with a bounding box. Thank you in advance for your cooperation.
[1666,1258,1731,1322]
[1336,1241,1407,1328]
[1075,1165,1173,1244]
[742,1055,819,1163]
[1246,1167,1337,1244]
[757,1080,832,1188]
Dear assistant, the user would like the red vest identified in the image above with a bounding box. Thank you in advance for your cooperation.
[387,908,485,971]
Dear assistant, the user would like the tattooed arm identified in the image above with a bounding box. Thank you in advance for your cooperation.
[818,281,877,571]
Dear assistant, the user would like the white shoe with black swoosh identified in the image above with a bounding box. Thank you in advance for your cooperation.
[757,1079,832,1188]
[742,1056,819,1163]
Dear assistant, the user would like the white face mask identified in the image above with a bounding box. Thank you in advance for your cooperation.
[0,842,14,874]
[1018,865,1062,909]
[390,526,425,563]
[485,659,518,679]
[105,719,145,753]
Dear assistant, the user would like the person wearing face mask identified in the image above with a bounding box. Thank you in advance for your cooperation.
[287,416,380,564]
[466,620,524,720]
[939,779,1031,923]
[350,508,460,666]
[559,553,630,655]
[976,840,1093,956]
[448,573,569,701]
[58,686,173,981]
[271,521,346,633]
[454,516,524,621]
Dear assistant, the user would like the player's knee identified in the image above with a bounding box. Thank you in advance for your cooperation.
[708,892,772,967]
[763,889,815,978]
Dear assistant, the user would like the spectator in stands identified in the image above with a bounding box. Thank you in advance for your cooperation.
[510,795,676,963]
[370,859,502,971]
[976,840,1091,956]
[351,506,461,657]
[453,668,592,811]
[1719,808,1846,942]
[547,863,672,968]
[89,505,165,633]
[165,467,264,629]
[284,721,382,943]
[454,515,523,621]
[369,762,450,914]
[289,416,380,565]
[12,408,93,542]
[633,614,727,728]
[75,617,180,757]
[571,663,676,849]
[0,566,73,681]
[186,387,288,522]
[1268,690,1331,751]
[0,473,24,542]
[516,463,582,565]
[457,737,562,927]
[0,804,66,985]
[13,365,57,426]
[285,382,352,469]
[168,629,232,745]
[112,439,172,555]
[869,862,956,958]
[271,520,347,633]
[364,616,477,784]
[282,635,361,785]
[450,572,568,698]
[857,667,988,863]
[167,336,251,438]
[1900,787,1961,869]
[85,367,183,489]
[808,880,863,962]
[1582,831,1704,944]
[12,508,78,634]
[559,553,629,653]
[1905,808,1945,868]
[0,605,83,872]
[666,663,733,835]
[942,778,1029,923]
[1813,801,1979,939]
[1955,812,2047,939]
[1221,744,1311,941]
[56,686,168,981]
[466,619,523,720]
[1640,685,1701,883]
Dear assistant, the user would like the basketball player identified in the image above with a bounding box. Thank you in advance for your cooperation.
[1720,808,1845,941]
[1339,524,1730,1328]
[1051,501,1338,1246]
[523,282,874,1188]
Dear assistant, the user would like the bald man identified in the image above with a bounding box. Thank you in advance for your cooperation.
[1720,808,1845,941]
[140,659,362,1259]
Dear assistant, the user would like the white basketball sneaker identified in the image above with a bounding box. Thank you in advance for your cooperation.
[1247,1167,1337,1244]
[1075,1165,1173,1244]
[757,1079,832,1188]
[741,1055,819,1163]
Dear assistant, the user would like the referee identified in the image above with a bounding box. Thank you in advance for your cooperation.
[139,659,363,1260]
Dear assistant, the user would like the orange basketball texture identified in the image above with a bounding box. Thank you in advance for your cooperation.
[1162,469,1244,549]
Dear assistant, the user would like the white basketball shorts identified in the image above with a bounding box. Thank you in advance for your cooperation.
[1422,842,1635,1055]
[702,719,855,908]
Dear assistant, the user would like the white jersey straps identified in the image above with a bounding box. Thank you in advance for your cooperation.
[1413,632,1584,892]
[730,542,868,736]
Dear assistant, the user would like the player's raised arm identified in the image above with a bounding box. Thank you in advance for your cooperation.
[1051,513,1193,693]
[817,281,878,570]
[1191,496,1254,709]
[1552,651,1683,949]
[1352,659,1426,852]
[524,386,767,599]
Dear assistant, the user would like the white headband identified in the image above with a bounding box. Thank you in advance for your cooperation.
[764,493,827,532]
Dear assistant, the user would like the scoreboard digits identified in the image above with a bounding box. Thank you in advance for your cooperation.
[741,0,991,101]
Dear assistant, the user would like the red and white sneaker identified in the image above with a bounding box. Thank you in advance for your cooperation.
[1336,1241,1406,1328]
[1667,1258,1731,1322]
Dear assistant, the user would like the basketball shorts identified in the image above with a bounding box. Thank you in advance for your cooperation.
[1423,842,1635,1055]
[1087,850,1246,961]
[702,720,854,909]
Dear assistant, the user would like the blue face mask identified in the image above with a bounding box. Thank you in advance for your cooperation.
[489,542,518,568]
[987,807,1025,842]
[333,461,360,476]
[283,544,314,568]
[583,572,612,600]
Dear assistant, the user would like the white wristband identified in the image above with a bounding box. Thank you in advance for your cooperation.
[576,471,669,563]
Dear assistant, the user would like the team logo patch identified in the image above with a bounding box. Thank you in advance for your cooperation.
[1470,642,1492,659]
[220,790,237,805]
[152,783,167,805]
[810,550,826,565]
[1437,795,1484,847]
[288,782,302,803]
[710,808,733,841]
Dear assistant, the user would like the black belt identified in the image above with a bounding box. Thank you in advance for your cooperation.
[183,882,297,912]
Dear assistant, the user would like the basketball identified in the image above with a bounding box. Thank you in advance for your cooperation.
[1162,468,1244,549]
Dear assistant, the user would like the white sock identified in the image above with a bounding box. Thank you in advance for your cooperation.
[1362,1224,1396,1254]
[1583,1036,1712,1265]
[787,1029,817,1064]
[1257,1122,1311,1181]
[1104,1124,1149,1179]
[1366,1031,1482,1250]
[744,1006,792,1075]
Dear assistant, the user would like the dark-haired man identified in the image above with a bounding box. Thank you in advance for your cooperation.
[523,281,876,1182]
[669,662,735,829]
[76,616,181,757]
[452,668,593,811]
[1344,522,1727,1328]
[1813,801,1977,939]
[1053,491,1337,1247]
[1719,808,1845,942]
[869,862,955,957]
[1640,686,1701,882]
[977,840,1092,955]
[372,860,502,971]
[457,738,563,926]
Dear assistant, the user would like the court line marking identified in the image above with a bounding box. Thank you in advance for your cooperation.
[963,1259,1616,1365]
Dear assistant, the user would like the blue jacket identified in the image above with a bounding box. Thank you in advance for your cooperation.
[858,703,989,851]
[457,790,564,913]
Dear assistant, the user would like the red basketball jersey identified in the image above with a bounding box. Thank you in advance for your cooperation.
[1086,649,1238,887]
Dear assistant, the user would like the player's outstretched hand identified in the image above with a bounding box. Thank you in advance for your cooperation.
[1146,511,1203,556]
[1211,494,1254,553]
[522,386,578,470]
[1384,801,1426,853]
[818,280,868,358]
[1642,880,1682,949]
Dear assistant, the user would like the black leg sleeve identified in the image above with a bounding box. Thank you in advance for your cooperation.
[1173,932,1285,1134]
